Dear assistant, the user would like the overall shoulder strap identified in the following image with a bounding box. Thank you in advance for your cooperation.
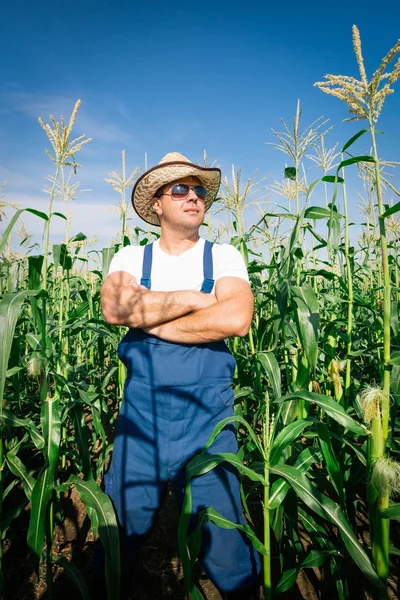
[140,243,153,290]
[200,240,214,294]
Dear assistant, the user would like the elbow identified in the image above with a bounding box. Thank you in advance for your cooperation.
[232,315,252,338]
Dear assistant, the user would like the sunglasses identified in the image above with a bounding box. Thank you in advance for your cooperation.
[158,183,208,201]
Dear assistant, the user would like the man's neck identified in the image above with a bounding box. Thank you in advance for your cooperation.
[158,228,200,256]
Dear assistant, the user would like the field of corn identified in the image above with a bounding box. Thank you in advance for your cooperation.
[1,25,400,600]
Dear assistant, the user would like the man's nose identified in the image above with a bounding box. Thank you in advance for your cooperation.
[187,189,198,202]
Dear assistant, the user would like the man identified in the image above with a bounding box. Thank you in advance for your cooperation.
[100,152,260,599]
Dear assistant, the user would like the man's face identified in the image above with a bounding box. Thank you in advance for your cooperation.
[152,176,206,230]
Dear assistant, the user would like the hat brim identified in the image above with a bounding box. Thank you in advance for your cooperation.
[131,161,221,226]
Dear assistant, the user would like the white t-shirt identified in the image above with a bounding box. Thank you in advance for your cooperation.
[107,238,249,292]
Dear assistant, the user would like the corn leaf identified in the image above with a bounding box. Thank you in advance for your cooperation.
[305,206,341,219]
[257,352,281,399]
[291,286,320,372]
[6,452,35,500]
[52,556,91,599]
[270,418,316,467]
[68,477,120,600]
[270,464,382,588]
[316,422,345,505]
[27,396,61,561]
[201,415,265,458]
[0,208,48,254]
[269,447,322,509]
[0,290,38,411]
[186,452,265,485]
[274,390,367,435]
[341,129,368,152]
[382,200,400,219]
[381,503,400,520]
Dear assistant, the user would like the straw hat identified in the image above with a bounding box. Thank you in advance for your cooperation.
[131,152,221,226]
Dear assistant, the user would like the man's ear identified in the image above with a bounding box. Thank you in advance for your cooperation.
[152,197,162,216]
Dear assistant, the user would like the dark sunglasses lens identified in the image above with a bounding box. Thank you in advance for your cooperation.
[171,184,208,200]
[171,184,189,197]
[194,186,207,200]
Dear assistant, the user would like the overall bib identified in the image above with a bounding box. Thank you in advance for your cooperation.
[104,241,260,596]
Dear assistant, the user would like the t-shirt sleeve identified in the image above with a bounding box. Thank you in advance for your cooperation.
[214,244,250,284]
[107,246,142,281]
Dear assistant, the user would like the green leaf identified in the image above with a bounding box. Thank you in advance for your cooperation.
[70,406,93,481]
[298,508,346,600]
[257,352,281,399]
[269,447,322,509]
[316,422,345,505]
[337,155,376,169]
[28,468,56,560]
[53,243,72,271]
[1,407,29,428]
[6,452,35,500]
[275,567,298,594]
[28,255,44,290]
[291,286,320,372]
[381,200,400,219]
[26,208,49,220]
[341,129,368,152]
[191,587,205,600]
[52,211,67,220]
[0,290,39,409]
[0,208,48,254]
[201,415,265,459]
[190,506,266,557]
[321,175,345,184]
[233,387,253,401]
[329,432,367,466]
[186,452,265,485]
[275,550,338,594]
[390,351,400,366]
[391,366,400,411]
[284,167,297,180]
[69,232,87,243]
[6,366,23,377]
[300,548,337,568]
[381,503,400,520]
[68,477,120,600]
[270,418,316,467]
[28,396,61,560]
[270,464,382,588]
[102,247,116,281]
[305,206,341,219]
[52,556,91,599]
[274,390,367,435]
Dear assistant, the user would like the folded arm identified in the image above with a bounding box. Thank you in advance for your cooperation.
[144,277,254,343]
[101,271,216,328]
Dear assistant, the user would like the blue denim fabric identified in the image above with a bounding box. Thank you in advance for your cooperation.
[103,330,260,595]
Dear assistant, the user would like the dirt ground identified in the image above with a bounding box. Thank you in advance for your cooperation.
[2,484,398,600]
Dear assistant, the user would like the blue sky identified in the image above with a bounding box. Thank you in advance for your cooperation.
[1,0,399,252]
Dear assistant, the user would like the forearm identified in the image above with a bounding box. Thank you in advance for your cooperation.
[101,280,207,328]
[148,298,251,344]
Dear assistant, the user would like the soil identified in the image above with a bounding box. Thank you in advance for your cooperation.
[2,483,398,600]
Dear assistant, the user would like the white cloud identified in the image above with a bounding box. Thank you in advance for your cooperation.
[0,90,138,145]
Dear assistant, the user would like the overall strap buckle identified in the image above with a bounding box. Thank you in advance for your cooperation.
[200,240,214,293]
[200,278,214,294]
[140,243,153,290]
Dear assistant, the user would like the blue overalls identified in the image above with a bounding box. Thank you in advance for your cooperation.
[104,240,260,597]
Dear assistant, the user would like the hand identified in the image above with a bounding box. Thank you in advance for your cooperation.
[101,271,144,326]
